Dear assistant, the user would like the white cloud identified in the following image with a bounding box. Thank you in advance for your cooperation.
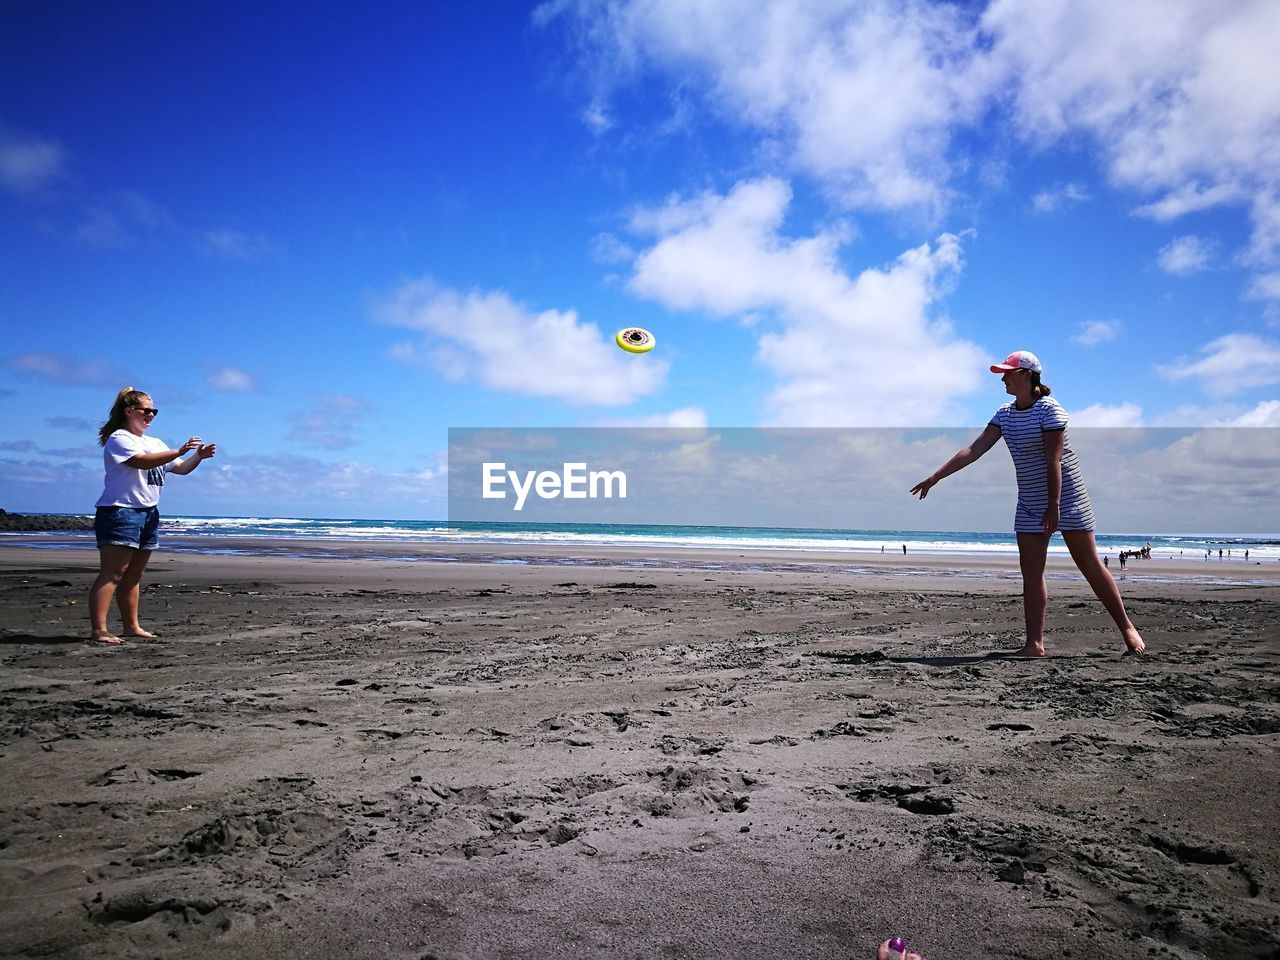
[75,191,175,248]
[5,352,125,387]
[544,0,1280,292]
[1250,190,1280,249]
[185,450,448,515]
[69,192,278,261]
[1150,399,1280,426]
[1150,402,1243,426]
[649,406,707,428]
[207,367,255,392]
[539,0,997,215]
[0,128,65,193]
[0,446,449,517]
[1133,183,1243,222]
[1247,271,1280,301]
[197,229,280,259]
[1157,333,1280,396]
[1031,182,1089,213]
[1070,402,1143,427]
[0,455,99,499]
[1225,399,1280,426]
[1157,235,1212,276]
[1072,319,1119,347]
[625,178,986,425]
[590,231,635,264]
[986,0,1280,284]
[450,426,1280,533]
[379,279,668,406]
[591,405,708,428]
[287,395,371,450]
[1243,190,1280,289]
[0,438,94,459]
[629,178,841,315]
[45,415,98,432]
[582,102,613,134]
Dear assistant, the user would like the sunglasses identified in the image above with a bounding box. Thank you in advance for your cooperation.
[135,407,159,417]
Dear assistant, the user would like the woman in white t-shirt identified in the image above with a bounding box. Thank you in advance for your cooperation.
[910,352,1144,657]
[89,387,216,645]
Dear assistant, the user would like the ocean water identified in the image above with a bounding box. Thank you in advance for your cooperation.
[5,516,1275,563]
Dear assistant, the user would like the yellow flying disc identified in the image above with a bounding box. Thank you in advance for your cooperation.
[616,327,656,354]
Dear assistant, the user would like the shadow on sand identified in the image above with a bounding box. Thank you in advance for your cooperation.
[889,651,1112,667]
[1,633,87,645]
[811,649,1111,668]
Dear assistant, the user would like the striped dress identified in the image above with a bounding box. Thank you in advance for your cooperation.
[989,396,1094,533]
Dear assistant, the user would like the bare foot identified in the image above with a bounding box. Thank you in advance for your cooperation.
[1122,626,1146,655]
[91,631,125,645]
[122,628,157,639]
[1012,642,1046,657]
[878,937,927,960]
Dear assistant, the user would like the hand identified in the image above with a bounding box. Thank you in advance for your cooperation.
[909,477,936,500]
[197,443,217,459]
[180,436,202,453]
[1042,507,1060,535]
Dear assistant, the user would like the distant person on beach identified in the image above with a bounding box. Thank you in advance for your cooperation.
[902,543,907,555]
[89,387,216,645]
[1119,553,1126,570]
[910,351,1145,656]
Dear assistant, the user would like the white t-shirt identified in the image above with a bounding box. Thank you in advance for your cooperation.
[96,430,182,509]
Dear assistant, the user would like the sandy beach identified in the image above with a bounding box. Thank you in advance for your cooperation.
[1,542,1278,960]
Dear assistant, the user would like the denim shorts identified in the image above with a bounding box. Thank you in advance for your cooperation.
[95,506,161,551]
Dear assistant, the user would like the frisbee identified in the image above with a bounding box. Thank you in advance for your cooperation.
[616,327,656,354]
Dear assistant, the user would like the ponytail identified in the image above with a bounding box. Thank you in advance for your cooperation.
[98,387,150,446]
[1030,372,1051,398]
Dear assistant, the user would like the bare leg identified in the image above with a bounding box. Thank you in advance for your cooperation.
[118,549,155,637]
[1015,532,1049,656]
[1063,530,1146,654]
[89,546,134,644]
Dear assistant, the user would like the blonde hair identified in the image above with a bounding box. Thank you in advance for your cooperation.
[98,387,151,446]
[1029,372,1051,397]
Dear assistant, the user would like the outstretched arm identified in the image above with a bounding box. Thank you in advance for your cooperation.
[170,443,216,475]
[910,423,1001,500]
[124,437,202,470]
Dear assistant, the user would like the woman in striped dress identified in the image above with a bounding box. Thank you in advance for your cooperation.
[910,351,1145,656]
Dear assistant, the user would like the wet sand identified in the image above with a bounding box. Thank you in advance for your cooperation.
[1,543,1278,960]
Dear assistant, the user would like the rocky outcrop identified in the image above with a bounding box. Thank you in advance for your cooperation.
[0,509,94,531]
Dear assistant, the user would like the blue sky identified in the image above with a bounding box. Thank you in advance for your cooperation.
[2,0,1278,519]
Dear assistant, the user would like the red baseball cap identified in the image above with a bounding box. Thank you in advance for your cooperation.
[990,350,1042,374]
